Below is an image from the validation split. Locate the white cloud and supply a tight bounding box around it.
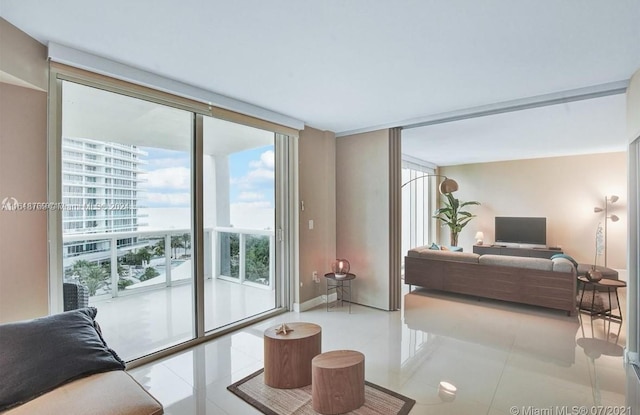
[238,191,264,202]
[249,150,274,170]
[246,168,274,182]
[231,150,275,190]
[145,192,190,206]
[143,167,190,190]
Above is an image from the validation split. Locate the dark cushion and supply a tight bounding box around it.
[0,307,125,411]
[551,254,578,269]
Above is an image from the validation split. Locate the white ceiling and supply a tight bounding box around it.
[1,0,639,165]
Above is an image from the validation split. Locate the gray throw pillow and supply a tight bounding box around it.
[0,307,125,411]
[550,253,578,269]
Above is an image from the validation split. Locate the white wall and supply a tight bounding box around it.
[336,129,392,310]
[440,152,628,269]
[0,82,48,322]
[0,20,48,323]
[297,127,336,306]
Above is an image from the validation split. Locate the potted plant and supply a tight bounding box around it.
[433,193,480,247]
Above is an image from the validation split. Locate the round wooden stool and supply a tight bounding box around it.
[263,322,322,389]
[312,350,365,414]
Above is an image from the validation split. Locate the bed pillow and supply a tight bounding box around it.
[550,253,578,269]
[0,307,125,411]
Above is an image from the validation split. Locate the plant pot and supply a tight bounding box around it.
[585,267,603,282]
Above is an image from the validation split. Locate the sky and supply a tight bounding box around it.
[139,145,275,229]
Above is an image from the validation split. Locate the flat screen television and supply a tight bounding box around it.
[495,217,546,246]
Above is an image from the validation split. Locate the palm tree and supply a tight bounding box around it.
[153,239,165,257]
[80,264,108,296]
[137,246,152,265]
[171,236,185,258]
[182,233,191,256]
[433,193,480,247]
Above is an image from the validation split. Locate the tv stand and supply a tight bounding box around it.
[473,245,562,259]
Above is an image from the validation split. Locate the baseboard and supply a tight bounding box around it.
[293,293,337,312]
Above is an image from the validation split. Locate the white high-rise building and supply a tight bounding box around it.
[62,137,147,258]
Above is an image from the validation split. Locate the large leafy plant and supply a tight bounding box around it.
[433,192,480,247]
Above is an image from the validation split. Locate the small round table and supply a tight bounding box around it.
[324,273,356,313]
[577,276,626,321]
[312,350,365,414]
[263,322,322,388]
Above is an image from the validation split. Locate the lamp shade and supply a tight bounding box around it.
[438,178,459,194]
[331,259,350,277]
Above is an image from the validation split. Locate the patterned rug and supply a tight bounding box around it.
[227,369,415,415]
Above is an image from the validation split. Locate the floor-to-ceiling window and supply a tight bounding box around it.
[59,80,195,360]
[49,66,293,362]
[401,161,435,265]
[202,116,278,332]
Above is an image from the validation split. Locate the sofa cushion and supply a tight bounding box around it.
[550,254,578,270]
[479,254,553,271]
[551,257,575,273]
[407,248,480,264]
[0,307,126,411]
[4,371,163,415]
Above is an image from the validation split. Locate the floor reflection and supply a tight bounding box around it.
[129,285,628,414]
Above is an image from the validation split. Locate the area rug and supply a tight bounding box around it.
[227,369,415,415]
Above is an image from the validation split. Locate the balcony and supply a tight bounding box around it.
[63,227,276,361]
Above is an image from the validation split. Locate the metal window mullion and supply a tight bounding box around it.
[48,75,64,314]
[193,114,205,339]
[239,233,246,284]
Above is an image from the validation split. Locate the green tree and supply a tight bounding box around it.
[66,260,92,280]
[246,236,269,284]
[139,267,160,281]
[80,264,108,296]
[118,278,134,290]
[182,233,191,256]
[171,236,185,258]
[153,239,165,257]
[137,247,152,264]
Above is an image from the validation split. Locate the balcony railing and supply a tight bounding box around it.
[62,226,275,300]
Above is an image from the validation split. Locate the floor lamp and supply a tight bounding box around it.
[594,195,619,267]
[400,174,458,193]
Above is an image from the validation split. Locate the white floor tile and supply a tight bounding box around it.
[130,285,629,415]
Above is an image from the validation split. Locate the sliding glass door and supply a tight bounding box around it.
[60,80,195,360]
[52,73,291,362]
[202,116,278,332]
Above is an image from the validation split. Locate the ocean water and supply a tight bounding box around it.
[140,205,274,231]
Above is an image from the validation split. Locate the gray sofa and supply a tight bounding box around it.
[405,247,577,315]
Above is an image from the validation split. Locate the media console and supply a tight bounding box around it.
[473,245,563,259]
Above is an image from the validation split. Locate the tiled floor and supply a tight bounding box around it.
[129,285,629,414]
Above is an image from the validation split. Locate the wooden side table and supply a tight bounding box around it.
[324,273,356,313]
[263,322,322,388]
[578,276,627,321]
[312,350,365,414]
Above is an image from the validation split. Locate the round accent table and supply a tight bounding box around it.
[263,322,322,389]
[324,272,356,313]
[312,350,365,414]
[577,276,627,321]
